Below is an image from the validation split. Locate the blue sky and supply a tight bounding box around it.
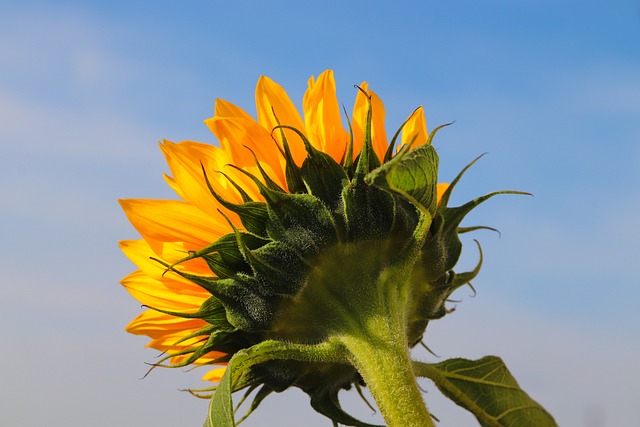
[1,1,639,426]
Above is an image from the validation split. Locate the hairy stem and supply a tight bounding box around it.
[339,320,434,427]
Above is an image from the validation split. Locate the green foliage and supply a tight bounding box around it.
[204,340,347,427]
[366,144,439,218]
[414,357,557,426]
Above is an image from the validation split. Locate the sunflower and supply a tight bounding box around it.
[119,70,556,427]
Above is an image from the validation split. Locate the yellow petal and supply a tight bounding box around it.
[352,82,388,161]
[255,76,307,166]
[204,116,286,187]
[436,183,450,205]
[201,367,227,382]
[170,353,226,365]
[161,140,243,213]
[401,106,428,147]
[121,270,207,311]
[214,98,253,120]
[119,239,213,282]
[119,198,227,249]
[163,173,187,201]
[302,70,349,162]
[126,310,207,339]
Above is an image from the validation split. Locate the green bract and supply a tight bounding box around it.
[148,96,555,427]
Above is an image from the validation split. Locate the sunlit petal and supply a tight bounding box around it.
[302,70,349,162]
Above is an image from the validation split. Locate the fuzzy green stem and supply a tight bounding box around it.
[339,323,434,427]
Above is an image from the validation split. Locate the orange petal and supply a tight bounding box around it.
[119,239,213,282]
[436,183,450,205]
[121,270,208,311]
[161,140,243,212]
[401,106,428,147]
[255,76,307,166]
[201,367,227,382]
[126,310,207,339]
[214,98,253,120]
[352,82,388,161]
[119,198,226,249]
[302,70,349,162]
[204,116,286,187]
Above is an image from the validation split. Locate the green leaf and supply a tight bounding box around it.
[204,340,347,427]
[365,144,439,217]
[414,357,557,427]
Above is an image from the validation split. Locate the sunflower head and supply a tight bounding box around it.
[119,71,524,426]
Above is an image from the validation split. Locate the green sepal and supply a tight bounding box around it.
[201,165,269,236]
[437,153,485,209]
[212,274,281,331]
[203,252,248,280]
[366,144,439,218]
[223,212,309,296]
[149,323,230,369]
[224,201,270,238]
[409,239,479,344]
[342,106,356,176]
[426,121,454,146]
[206,231,269,277]
[166,231,270,279]
[156,328,233,370]
[235,385,274,425]
[141,295,231,326]
[271,124,306,194]
[275,124,349,211]
[389,194,420,242]
[301,151,348,212]
[447,240,483,292]
[353,88,381,181]
[241,145,286,193]
[382,106,422,163]
[264,192,340,256]
[204,340,346,427]
[243,241,310,295]
[341,182,395,241]
[420,189,526,285]
[216,170,254,203]
[442,190,531,235]
[268,112,305,193]
[310,390,384,427]
[150,257,220,295]
[413,357,558,427]
[224,166,341,255]
[458,225,500,235]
